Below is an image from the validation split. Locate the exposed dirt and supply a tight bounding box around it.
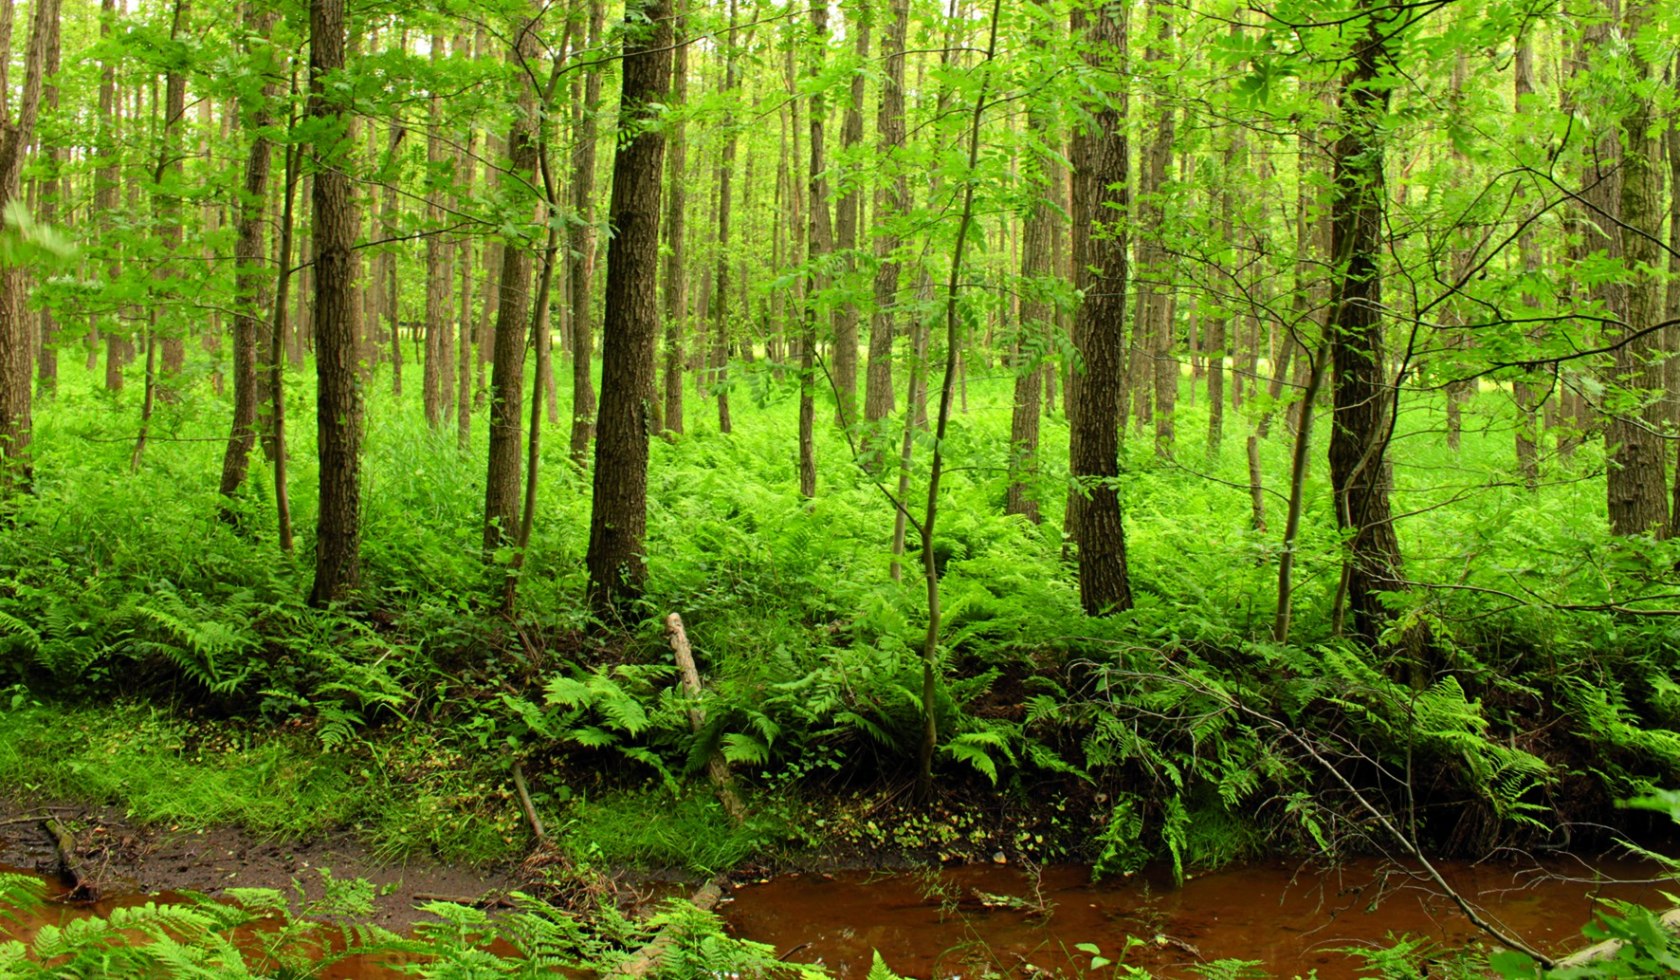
[0,798,522,931]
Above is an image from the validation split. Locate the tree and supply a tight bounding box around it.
[660,8,689,436]
[0,0,62,494]
[1067,0,1133,616]
[585,0,673,615]
[308,0,363,605]
[483,5,543,553]
[864,0,909,448]
[217,6,279,509]
[1325,1,1408,647]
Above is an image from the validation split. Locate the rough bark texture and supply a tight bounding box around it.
[864,0,908,439]
[831,9,868,429]
[1006,55,1056,524]
[0,0,59,493]
[483,9,543,552]
[800,3,833,499]
[1068,0,1133,615]
[568,0,604,464]
[585,0,672,614]
[422,34,452,430]
[307,0,362,605]
[1135,0,1175,455]
[661,13,688,435]
[711,0,741,436]
[1605,0,1670,536]
[1326,8,1407,645]
[217,8,277,503]
[1513,37,1541,489]
[156,0,188,392]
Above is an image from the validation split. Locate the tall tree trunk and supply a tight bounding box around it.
[1606,0,1670,536]
[711,0,742,435]
[585,0,673,615]
[864,0,909,446]
[0,0,59,492]
[1005,35,1056,525]
[1068,0,1133,615]
[422,34,452,431]
[567,0,604,464]
[1513,36,1542,489]
[661,11,688,435]
[800,2,834,499]
[156,0,188,395]
[1135,0,1175,456]
[217,7,278,507]
[308,0,362,605]
[831,7,868,429]
[33,18,60,399]
[483,8,542,552]
[1326,6,1411,648]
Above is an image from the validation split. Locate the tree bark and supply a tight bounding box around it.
[0,0,59,493]
[217,7,278,507]
[585,0,673,615]
[567,0,604,465]
[422,34,453,431]
[483,7,543,553]
[800,2,834,499]
[1068,0,1133,615]
[831,7,868,429]
[864,0,909,446]
[711,0,742,436]
[308,0,362,605]
[661,11,688,436]
[1605,0,1669,536]
[1325,5,1410,648]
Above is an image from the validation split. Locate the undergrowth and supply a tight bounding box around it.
[0,359,1677,874]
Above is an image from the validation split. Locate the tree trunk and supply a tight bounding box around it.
[567,0,604,465]
[831,7,869,429]
[0,0,59,492]
[1606,0,1670,536]
[1326,6,1410,648]
[585,0,673,615]
[864,0,909,445]
[308,0,362,606]
[1068,0,1133,615]
[1005,47,1056,525]
[1135,0,1175,456]
[800,2,834,499]
[483,8,543,552]
[155,0,188,396]
[422,34,452,431]
[217,7,278,507]
[661,11,688,436]
[711,0,742,436]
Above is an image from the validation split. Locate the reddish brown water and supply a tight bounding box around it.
[721,857,1670,978]
[6,857,1670,977]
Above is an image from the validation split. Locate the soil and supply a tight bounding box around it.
[0,797,523,931]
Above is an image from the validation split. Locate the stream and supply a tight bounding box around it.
[3,855,1670,977]
[719,856,1669,978]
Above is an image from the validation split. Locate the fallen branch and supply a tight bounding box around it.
[1554,907,1680,969]
[610,875,727,978]
[1223,701,1556,968]
[511,762,547,845]
[40,818,98,903]
[666,613,746,825]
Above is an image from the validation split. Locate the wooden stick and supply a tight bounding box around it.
[666,613,747,824]
[1555,907,1680,968]
[41,819,98,903]
[511,761,547,845]
[612,875,727,978]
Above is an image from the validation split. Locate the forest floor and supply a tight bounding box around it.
[0,797,522,931]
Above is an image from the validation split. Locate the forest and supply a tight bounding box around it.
[0,0,1678,974]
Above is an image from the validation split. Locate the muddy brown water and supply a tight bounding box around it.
[720,857,1671,978]
[3,856,1671,977]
